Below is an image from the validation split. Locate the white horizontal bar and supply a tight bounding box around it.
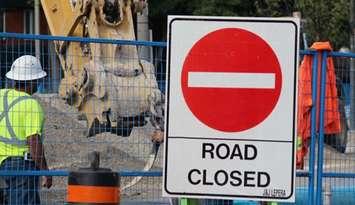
[188,72,275,89]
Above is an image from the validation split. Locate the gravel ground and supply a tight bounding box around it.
[30,93,355,205]
[35,94,166,204]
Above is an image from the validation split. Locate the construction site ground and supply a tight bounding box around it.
[36,94,168,204]
[34,94,355,204]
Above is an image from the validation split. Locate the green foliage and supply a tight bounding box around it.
[296,0,350,49]
[149,0,195,40]
[192,0,255,16]
[148,0,350,49]
[148,0,255,40]
[254,0,295,16]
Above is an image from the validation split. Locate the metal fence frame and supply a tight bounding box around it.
[0,33,354,205]
[314,50,355,205]
[298,49,318,205]
[0,32,165,180]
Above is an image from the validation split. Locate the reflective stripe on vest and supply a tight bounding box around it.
[0,90,33,146]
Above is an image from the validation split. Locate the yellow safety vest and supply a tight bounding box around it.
[0,89,44,164]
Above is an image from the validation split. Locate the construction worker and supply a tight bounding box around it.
[0,55,52,204]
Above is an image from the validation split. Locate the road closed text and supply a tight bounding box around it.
[187,142,271,188]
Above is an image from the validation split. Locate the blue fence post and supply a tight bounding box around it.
[308,51,319,205]
[315,51,328,205]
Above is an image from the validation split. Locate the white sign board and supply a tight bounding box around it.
[163,16,299,202]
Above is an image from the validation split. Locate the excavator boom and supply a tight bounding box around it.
[40,0,164,136]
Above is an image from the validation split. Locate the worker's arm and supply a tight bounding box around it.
[27,134,52,188]
[24,99,52,188]
[27,134,48,170]
[151,130,164,144]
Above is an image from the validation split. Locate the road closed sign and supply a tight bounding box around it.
[163,16,299,202]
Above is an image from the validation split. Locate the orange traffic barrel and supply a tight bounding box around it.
[67,168,120,204]
[67,152,120,204]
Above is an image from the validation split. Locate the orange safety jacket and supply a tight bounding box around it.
[297,42,341,169]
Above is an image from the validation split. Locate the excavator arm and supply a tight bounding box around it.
[40,0,164,137]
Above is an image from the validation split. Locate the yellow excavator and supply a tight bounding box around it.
[40,0,164,137]
[40,0,164,191]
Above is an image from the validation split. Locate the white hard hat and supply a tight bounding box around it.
[6,55,47,81]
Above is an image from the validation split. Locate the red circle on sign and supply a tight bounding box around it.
[181,28,282,132]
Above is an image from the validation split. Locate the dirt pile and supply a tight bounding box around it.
[35,94,164,204]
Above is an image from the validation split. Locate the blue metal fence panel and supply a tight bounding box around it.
[0,33,354,205]
[318,51,355,205]
[0,32,168,204]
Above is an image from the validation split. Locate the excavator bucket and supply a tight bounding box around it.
[40,0,164,136]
